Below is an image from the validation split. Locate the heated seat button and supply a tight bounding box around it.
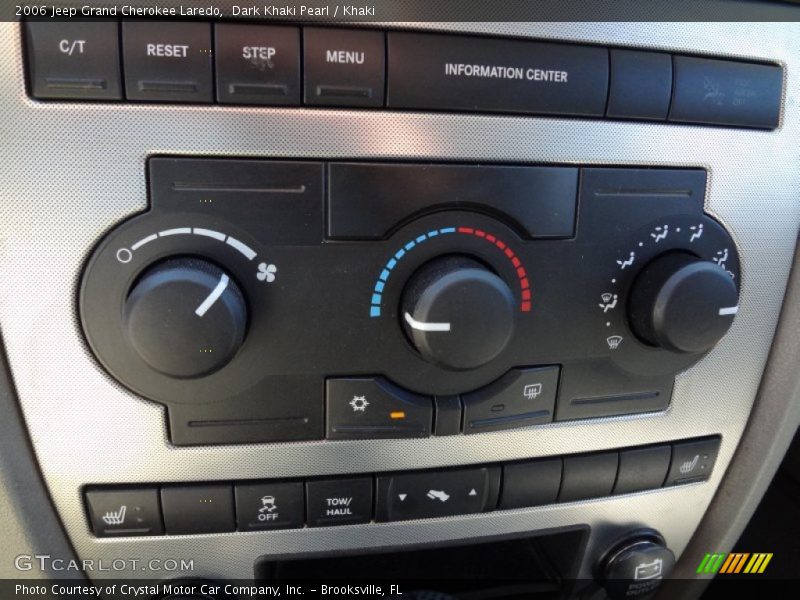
[607,50,672,120]
[234,482,304,531]
[306,477,373,527]
[664,437,721,486]
[25,21,122,100]
[462,366,559,434]
[85,488,163,537]
[613,445,671,494]
[375,467,500,522]
[560,452,619,502]
[122,21,213,102]
[161,484,235,534]
[303,28,385,107]
[215,24,300,105]
[326,377,433,440]
[669,56,782,129]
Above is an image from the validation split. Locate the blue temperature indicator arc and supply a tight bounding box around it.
[369,228,456,317]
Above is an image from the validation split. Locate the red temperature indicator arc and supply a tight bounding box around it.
[369,226,532,318]
[456,227,532,313]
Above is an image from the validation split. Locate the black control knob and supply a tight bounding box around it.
[123,258,247,378]
[401,256,516,370]
[598,530,675,599]
[628,252,738,354]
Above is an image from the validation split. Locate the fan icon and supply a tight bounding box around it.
[257,262,277,282]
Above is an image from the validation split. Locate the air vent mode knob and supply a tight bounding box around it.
[401,255,516,370]
[123,257,247,378]
[628,252,739,354]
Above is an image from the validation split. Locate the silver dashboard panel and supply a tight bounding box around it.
[1,20,799,581]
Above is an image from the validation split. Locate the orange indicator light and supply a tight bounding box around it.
[390,411,406,420]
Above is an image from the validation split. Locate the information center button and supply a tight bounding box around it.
[387,32,608,116]
[303,28,385,107]
[306,478,373,527]
[215,24,301,105]
[26,21,122,100]
[123,21,213,103]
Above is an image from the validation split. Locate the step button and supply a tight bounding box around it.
[122,21,213,102]
[25,21,122,100]
[303,28,385,107]
[215,24,300,105]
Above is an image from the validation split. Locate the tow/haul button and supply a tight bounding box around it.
[306,478,373,527]
[122,21,213,102]
[25,21,122,100]
[303,27,385,107]
[326,377,433,440]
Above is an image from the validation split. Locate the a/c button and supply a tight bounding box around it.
[326,377,433,440]
[463,366,559,433]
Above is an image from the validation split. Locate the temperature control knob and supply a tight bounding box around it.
[123,258,247,378]
[401,256,516,370]
[628,252,738,354]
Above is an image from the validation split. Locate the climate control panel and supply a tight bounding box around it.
[79,159,740,445]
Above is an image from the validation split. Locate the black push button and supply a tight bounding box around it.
[327,163,578,240]
[607,50,672,120]
[161,484,235,534]
[500,458,562,509]
[26,21,122,100]
[387,32,608,116]
[306,478,373,527]
[122,22,213,102]
[669,56,782,129]
[215,24,300,105]
[326,377,433,440]
[613,445,671,495]
[376,467,500,522]
[665,437,720,486]
[462,366,559,434]
[304,28,385,107]
[235,482,304,531]
[560,453,619,502]
[85,488,162,537]
[434,395,462,436]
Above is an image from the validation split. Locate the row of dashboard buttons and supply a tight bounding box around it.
[84,437,720,536]
[326,367,560,439]
[26,21,782,128]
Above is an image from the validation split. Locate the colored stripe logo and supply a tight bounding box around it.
[697,552,773,574]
